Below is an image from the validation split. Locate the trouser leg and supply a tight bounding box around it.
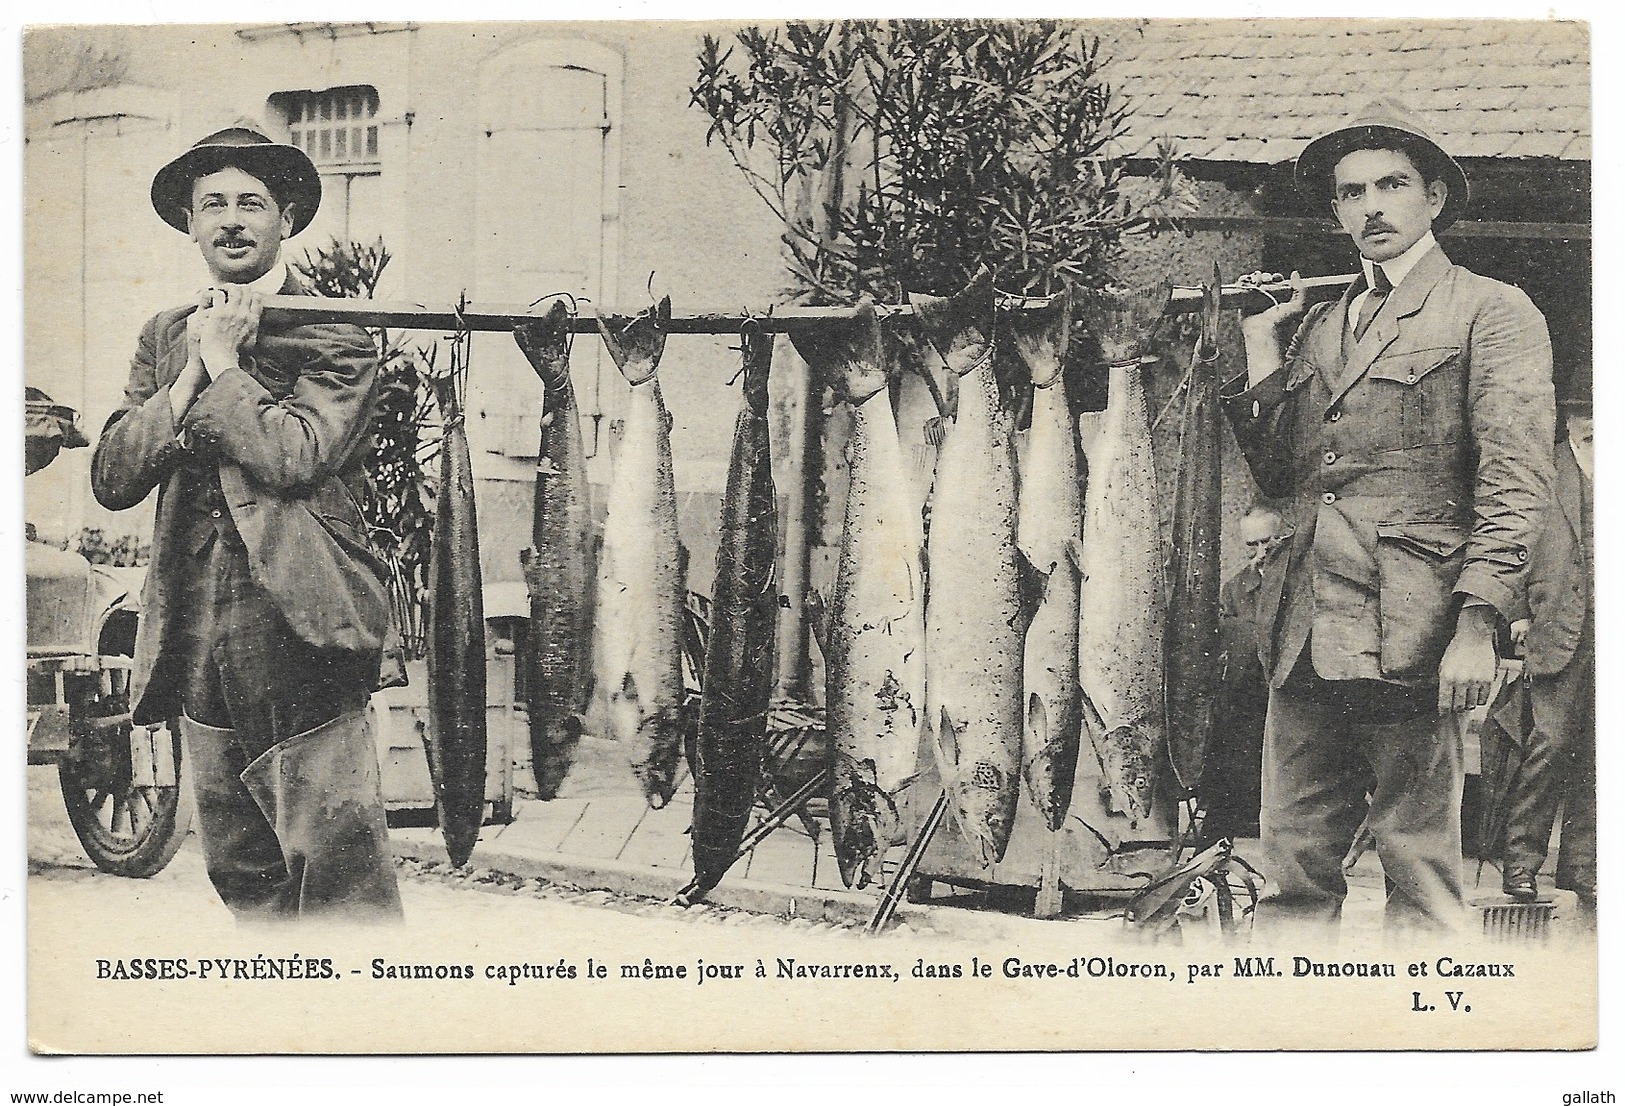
[240,709,404,922]
[178,714,287,917]
[1257,677,1367,933]
[182,532,400,923]
[1505,652,1592,880]
[1360,704,1465,933]
[1554,648,1596,902]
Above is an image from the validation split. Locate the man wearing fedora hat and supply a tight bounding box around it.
[1224,98,1555,933]
[1499,360,1594,916]
[91,124,402,923]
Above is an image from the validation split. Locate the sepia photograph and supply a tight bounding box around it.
[10,5,1607,1072]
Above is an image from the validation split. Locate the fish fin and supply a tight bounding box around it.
[1015,549,1047,634]
[595,297,670,385]
[1007,287,1073,386]
[1025,692,1048,758]
[1197,263,1224,363]
[1064,536,1086,572]
[908,268,996,377]
[512,299,574,386]
[1076,279,1172,364]
[922,415,947,448]
[519,548,544,599]
[1077,685,1112,772]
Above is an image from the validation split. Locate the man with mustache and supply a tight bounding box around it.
[1224,99,1554,934]
[91,125,402,923]
[1200,506,1283,845]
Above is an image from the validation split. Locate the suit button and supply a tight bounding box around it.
[1517,549,1529,562]
[1328,409,1341,422]
[1405,374,1417,384]
[1322,492,1336,504]
[1324,451,1337,464]
[210,509,222,519]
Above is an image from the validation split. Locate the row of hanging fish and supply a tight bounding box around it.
[512,297,785,899]
[792,269,1226,887]
[457,271,1225,892]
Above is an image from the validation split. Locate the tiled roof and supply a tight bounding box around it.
[1097,19,1590,164]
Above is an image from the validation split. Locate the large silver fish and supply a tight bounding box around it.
[690,327,779,896]
[596,298,685,808]
[514,301,596,800]
[1076,282,1171,826]
[795,303,926,889]
[1009,290,1084,832]
[1165,271,1224,794]
[425,371,487,867]
[915,271,1034,867]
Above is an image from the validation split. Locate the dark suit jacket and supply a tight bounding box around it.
[91,272,389,725]
[1519,441,1591,677]
[1221,244,1555,688]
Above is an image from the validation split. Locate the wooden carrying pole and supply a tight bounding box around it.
[259,274,1355,335]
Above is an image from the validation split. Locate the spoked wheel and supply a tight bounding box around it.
[59,719,193,878]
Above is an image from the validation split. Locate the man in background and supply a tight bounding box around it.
[1501,365,1594,916]
[1201,505,1283,843]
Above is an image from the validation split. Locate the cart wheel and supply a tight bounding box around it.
[59,723,194,878]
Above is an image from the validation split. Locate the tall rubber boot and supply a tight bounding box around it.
[178,715,287,919]
[240,708,404,923]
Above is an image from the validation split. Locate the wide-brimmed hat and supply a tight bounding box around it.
[1295,97,1469,229]
[150,125,321,236]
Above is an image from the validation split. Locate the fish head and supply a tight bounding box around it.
[950,758,1014,867]
[1101,725,1158,825]
[831,756,893,889]
[513,299,574,388]
[633,754,678,810]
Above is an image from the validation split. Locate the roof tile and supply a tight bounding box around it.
[1110,19,1589,163]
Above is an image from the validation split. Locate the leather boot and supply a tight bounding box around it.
[240,708,404,923]
[179,715,287,919]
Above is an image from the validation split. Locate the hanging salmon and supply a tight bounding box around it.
[426,359,487,868]
[689,325,779,897]
[1075,282,1172,827]
[596,298,686,808]
[795,302,925,890]
[1165,270,1225,795]
[513,300,595,800]
[1009,289,1084,831]
[914,270,1035,867]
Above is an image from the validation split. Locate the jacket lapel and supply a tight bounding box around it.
[1324,244,1454,412]
[1553,440,1584,543]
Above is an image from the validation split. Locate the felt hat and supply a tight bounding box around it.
[1557,360,1592,411]
[1295,97,1470,229]
[150,124,321,236]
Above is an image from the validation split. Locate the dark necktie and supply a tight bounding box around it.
[1354,265,1393,341]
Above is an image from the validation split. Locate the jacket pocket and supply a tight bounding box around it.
[1374,521,1469,681]
[1367,347,1463,449]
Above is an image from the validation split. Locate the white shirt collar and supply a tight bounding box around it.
[1360,230,1437,293]
[216,261,289,294]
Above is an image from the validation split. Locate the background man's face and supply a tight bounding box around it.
[1567,412,1593,460]
[1330,147,1447,264]
[187,166,293,284]
[1240,512,1283,567]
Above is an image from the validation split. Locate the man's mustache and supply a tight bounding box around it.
[214,234,255,248]
[1362,220,1397,236]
